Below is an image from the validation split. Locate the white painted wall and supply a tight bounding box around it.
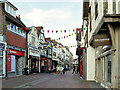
[87,46,95,81]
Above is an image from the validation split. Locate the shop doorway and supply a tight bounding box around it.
[16,56,23,75]
[31,58,39,73]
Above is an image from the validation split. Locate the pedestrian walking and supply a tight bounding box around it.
[56,65,60,74]
[72,65,75,74]
[60,66,64,75]
[63,66,65,74]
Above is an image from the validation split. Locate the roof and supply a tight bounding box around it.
[4,11,26,27]
[7,2,18,10]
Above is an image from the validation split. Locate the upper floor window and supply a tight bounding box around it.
[89,6,92,32]
[5,3,16,17]
[7,22,26,38]
[6,4,9,12]
[95,1,98,20]
[32,36,35,46]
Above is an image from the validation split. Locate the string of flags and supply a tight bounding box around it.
[2,23,87,33]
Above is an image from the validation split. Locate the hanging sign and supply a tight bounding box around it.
[93,34,112,47]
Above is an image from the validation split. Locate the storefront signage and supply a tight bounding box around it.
[93,34,111,47]
[9,49,25,56]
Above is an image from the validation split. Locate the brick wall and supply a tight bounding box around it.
[7,30,26,49]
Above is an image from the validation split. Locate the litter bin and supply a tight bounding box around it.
[24,67,29,75]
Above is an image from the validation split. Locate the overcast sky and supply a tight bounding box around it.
[9,0,83,59]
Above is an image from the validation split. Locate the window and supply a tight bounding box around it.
[6,4,9,12]
[16,26,18,33]
[103,0,108,14]
[89,7,92,32]
[0,50,3,74]
[7,23,10,30]
[32,37,35,46]
[18,27,21,34]
[107,55,111,83]
[11,24,13,31]
[95,0,98,20]
[10,7,12,14]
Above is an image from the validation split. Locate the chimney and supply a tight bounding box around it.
[18,14,21,20]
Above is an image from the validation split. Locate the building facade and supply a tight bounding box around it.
[0,1,28,77]
[27,26,40,74]
[82,0,120,89]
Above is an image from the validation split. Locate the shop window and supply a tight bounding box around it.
[0,50,3,74]
[102,57,105,81]
[107,55,111,83]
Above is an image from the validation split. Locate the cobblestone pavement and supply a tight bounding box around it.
[2,70,106,89]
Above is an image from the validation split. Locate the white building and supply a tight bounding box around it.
[82,0,120,89]
[27,26,40,73]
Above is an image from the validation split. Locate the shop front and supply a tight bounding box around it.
[8,48,26,77]
[93,34,113,88]
[40,57,52,73]
[52,58,58,71]
[28,48,40,73]
[0,42,7,78]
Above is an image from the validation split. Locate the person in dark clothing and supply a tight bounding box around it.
[72,65,75,74]
[63,66,66,74]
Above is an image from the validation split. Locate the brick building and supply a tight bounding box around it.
[0,1,28,77]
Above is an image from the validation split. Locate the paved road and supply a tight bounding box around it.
[2,70,105,89]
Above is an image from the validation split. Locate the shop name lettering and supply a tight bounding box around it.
[10,50,16,54]
[95,38,110,42]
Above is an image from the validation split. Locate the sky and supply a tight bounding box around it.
[9,0,83,59]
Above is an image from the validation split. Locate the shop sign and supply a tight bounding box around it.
[93,34,111,47]
[9,49,25,56]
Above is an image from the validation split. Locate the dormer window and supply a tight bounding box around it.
[5,2,17,17]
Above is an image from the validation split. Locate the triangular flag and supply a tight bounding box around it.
[47,30,49,33]
[25,28,27,31]
[64,30,66,33]
[21,28,23,30]
[60,30,62,33]
[11,26,13,28]
[73,29,75,32]
[52,30,54,33]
